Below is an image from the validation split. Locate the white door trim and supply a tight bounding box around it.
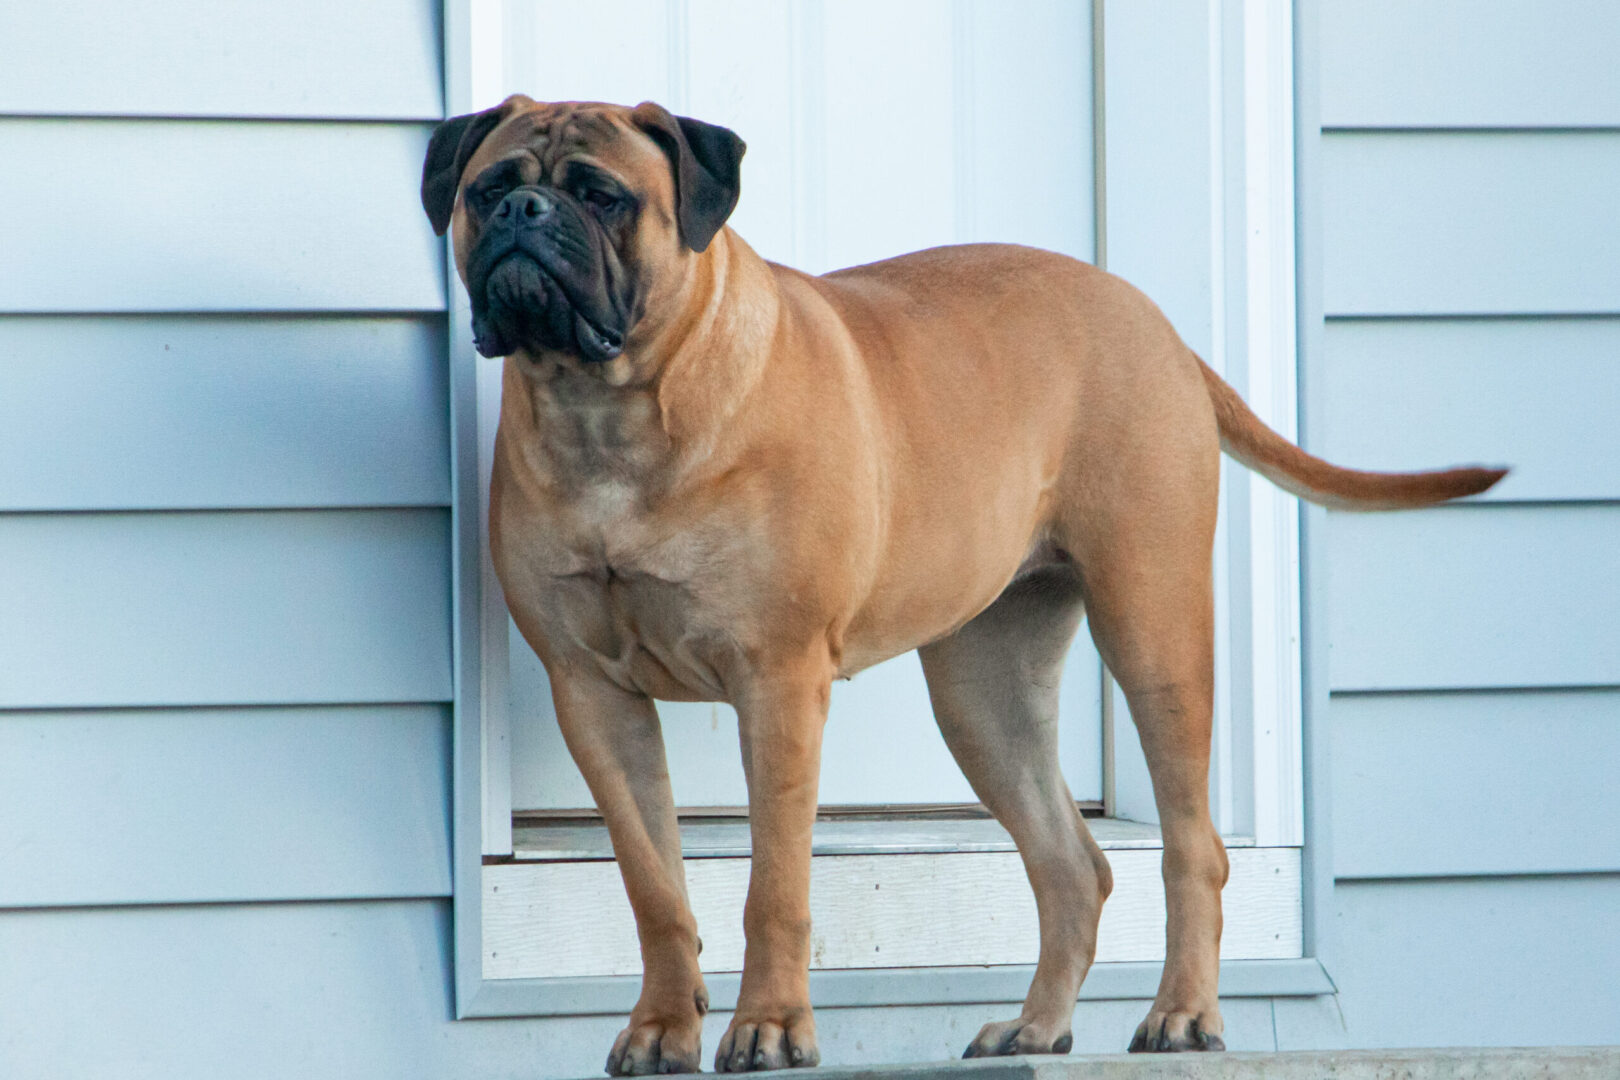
[1097,0,1303,848]
[1240,0,1304,848]
[447,0,1313,1012]
[469,0,1303,852]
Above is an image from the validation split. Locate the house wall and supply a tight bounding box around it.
[1300,0,1620,1048]
[3,3,1617,1078]
[0,5,1176,1078]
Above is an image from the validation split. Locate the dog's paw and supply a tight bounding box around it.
[1128,1008,1225,1053]
[605,1016,704,1076]
[962,1016,1074,1058]
[714,1010,819,1072]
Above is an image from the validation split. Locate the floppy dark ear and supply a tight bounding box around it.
[421,105,507,235]
[631,102,746,253]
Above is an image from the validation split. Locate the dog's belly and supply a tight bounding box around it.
[834,536,1070,678]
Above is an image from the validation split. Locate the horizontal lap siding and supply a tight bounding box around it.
[1320,0,1620,128]
[1320,318,1620,502]
[0,0,443,119]
[1322,132,1620,316]
[1310,0,1620,1048]
[0,706,451,907]
[1325,505,1620,692]
[0,316,449,510]
[0,509,452,708]
[1327,877,1620,1048]
[0,119,443,312]
[1331,690,1620,878]
[0,0,453,926]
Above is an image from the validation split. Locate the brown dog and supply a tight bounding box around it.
[422,97,1505,1072]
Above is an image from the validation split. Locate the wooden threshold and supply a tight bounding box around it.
[513,800,1105,825]
[505,813,1254,864]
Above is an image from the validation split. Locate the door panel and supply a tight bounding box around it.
[495,0,1102,810]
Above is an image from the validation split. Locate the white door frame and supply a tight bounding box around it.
[448,0,1320,1017]
[471,0,1303,855]
[1097,0,1302,849]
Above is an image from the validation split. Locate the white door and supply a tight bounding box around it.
[479,0,1104,813]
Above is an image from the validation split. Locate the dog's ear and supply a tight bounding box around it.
[631,102,746,253]
[421,103,509,236]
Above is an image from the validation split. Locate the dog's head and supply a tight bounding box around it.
[421,96,745,367]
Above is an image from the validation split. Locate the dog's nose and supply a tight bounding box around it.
[495,189,554,224]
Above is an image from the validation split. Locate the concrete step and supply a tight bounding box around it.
[790,1046,1620,1080]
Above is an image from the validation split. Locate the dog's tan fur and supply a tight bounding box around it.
[433,98,1505,1072]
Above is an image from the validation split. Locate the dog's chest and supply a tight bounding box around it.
[494,460,757,702]
[493,371,777,699]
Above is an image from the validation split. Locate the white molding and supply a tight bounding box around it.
[468,0,513,857]
[476,356,512,857]
[1089,0,1302,848]
[1208,0,1237,838]
[1242,0,1304,848]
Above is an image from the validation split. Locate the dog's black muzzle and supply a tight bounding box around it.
[466,187,628,363]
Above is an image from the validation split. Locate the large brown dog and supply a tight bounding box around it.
[422,97,1505,1072]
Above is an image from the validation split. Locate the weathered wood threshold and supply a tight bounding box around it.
[499,813,1216,865]
[480,815,1294,979]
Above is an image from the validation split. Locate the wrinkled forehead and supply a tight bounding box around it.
[462,102,667,186]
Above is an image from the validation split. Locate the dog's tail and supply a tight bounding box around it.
[1197,356,1508,510]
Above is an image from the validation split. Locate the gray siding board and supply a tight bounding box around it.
[0,705,450,907]
[1322,132,1620,316]
[0,316,450,511]
[0,900,581,1080]
[1331,690,1620,878]
[0,1,442,120]
[0,119,444,313]
[0,509,453,708]
[1326,505,1620,691]
[1326,876,1620,1048]
[1309,1,1620,1054]
[1320,0,1620,128]
[1320,317,1620,503]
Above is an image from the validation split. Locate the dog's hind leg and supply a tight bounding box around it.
[918,566,1114,1057]
[1068,484,1230,1053]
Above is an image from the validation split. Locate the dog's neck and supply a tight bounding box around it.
[650,227,779,453]
[503,228,780,493]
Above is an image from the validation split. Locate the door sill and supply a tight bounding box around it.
[507,814,1257,863]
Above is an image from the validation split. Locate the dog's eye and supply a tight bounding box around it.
[468,184,508,215]
[582,188,623,216]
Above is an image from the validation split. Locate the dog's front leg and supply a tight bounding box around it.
[550,672,707,1076]
[715,663,831,1072]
